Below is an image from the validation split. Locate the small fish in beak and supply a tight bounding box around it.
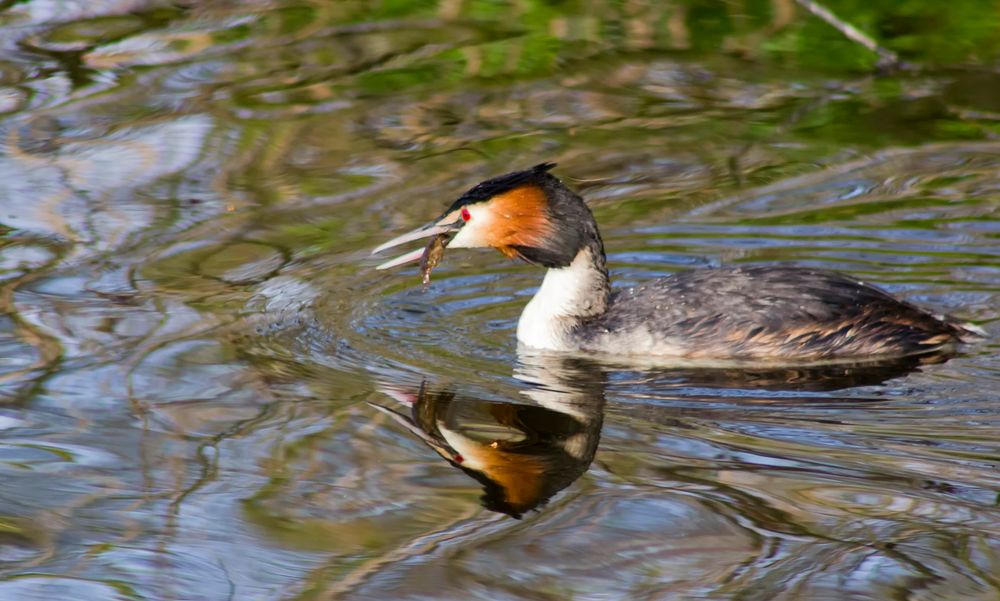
[371,216,461,287]
[420,234,450,290]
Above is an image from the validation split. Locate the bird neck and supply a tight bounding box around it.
[516,236,610,351]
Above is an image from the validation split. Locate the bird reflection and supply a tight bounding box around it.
[372,356,605,518]
[617,351,951,392]
[372,351,947,517]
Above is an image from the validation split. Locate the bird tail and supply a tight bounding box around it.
[941,316,987,342]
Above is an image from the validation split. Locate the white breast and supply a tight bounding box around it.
[516,248,605,351]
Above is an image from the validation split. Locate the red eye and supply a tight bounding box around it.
[460,207,471,222]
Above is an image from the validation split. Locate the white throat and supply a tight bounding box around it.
[516,248,609,351]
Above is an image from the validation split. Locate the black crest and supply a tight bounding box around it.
[445,163,557,213]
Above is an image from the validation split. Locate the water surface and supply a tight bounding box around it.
[1,1,1000,600]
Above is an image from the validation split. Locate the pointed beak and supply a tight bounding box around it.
[367,401,457,458]
[371,219,461,270]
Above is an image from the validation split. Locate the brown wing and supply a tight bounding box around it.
[597,265,973,361]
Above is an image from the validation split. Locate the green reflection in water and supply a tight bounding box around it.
[0,0,999,600]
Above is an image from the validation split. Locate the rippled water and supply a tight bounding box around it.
[2,1,1000,600]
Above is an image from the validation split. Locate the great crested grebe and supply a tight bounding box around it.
[372,163,982,363]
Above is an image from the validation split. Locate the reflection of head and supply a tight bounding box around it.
[440,401,602,518]
[373,357,605,518]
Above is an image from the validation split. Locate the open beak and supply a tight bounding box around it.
[369,381,463,463]
[371,218,461,270]
[366,402,459,459]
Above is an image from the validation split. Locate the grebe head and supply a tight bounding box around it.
[372,163,599,270]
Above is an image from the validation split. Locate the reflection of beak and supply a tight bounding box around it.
[366,401,462,461]
[371,219,462,270]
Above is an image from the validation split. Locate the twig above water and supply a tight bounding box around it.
[794,0,900,70]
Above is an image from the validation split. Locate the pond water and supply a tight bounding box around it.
[1,1,1000,600]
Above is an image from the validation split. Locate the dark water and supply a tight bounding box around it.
[2,1,1000,599]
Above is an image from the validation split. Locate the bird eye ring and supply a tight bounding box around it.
[460,207,471,222]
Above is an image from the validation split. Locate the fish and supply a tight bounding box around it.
[420,233,450,290]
